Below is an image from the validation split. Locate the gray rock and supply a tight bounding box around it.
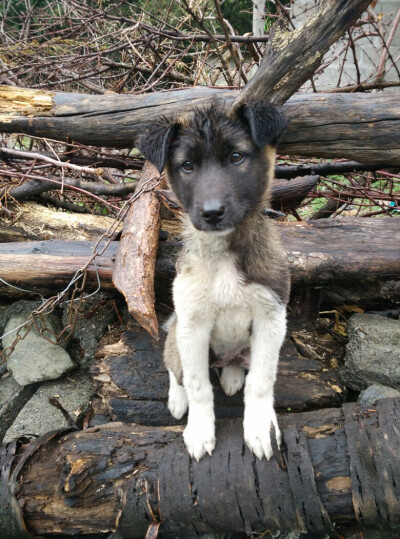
[3,372,95,443]
[3,308,75,386]
[340,314,400,390]
[358,383,400,405]
[0,373,39,441]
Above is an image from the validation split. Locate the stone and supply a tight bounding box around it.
[3,372,95,443]
[358,383,400,405]
[340,314,400,390]
[3,306,75,386]
[0,373,39,441]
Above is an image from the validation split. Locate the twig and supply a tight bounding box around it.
[212,0,247,85]
[0,171,137,207]
[1,147,104,177]
[376,8,400,80]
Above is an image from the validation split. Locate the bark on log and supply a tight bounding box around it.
[1,398,400,536]
[0,218,399,298]
[1,86,399,165]
[112,162,163,340]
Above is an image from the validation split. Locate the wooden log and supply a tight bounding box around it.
[281,218,400,287]
[2,399,400,536]
[1,86,399,165]
[112,162,163,340]
[0,218,398,298]
[0,201,122,242]
[89,318,344,428]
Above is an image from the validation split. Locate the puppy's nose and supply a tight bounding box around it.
[201,203,226,225]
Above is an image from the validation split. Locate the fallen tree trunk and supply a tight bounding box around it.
[0,218,398,298]
[1,398,399,536]
[1,86,399,165]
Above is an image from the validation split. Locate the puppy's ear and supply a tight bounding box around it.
[136,122,179,173]
[236,102,287,148]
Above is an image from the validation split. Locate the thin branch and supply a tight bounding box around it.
[0,171,137,204]
[376,8,400,80]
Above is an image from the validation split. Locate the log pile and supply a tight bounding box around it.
[1,0,400,536]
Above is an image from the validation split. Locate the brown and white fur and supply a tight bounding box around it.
[137,101,290,461]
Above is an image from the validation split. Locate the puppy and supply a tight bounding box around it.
[137,100,290,461]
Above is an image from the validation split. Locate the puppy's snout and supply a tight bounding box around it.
[201,203,226,225]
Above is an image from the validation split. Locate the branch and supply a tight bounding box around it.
[0,147,104,177]
[0,174,137,202]
[274,161,389,179]
[234,0,372,106]
[112,163,164,340]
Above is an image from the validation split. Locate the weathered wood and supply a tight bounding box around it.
[0,218,398,298]
[234,0,372,106]
[112,163,163,340]
[1,86,399,165]
[0,242,115,299]
[0,201,122,242]
[2,399,400,536]
[281,218,400,287]
[89,319,344,427]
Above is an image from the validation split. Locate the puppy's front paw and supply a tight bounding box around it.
[244,400,281,460]
[168,383,188,419]
[183,411,216,461]
[220,366,245,396]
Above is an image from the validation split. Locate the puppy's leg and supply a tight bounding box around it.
[244,304,286,460]
[176,316,215,461]
[168,369,188,419]
[220,365,245,396]
[164,315,188,420]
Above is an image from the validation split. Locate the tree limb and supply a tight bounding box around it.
[234,0,373,106]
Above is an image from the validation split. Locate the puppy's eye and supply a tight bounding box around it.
[230,151,245,165]
[181,161,194,173]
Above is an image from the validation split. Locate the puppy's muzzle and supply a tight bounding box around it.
[201,201,226,225]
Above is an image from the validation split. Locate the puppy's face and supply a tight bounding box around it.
[137,101,287,232]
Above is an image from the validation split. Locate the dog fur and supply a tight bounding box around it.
[137,100,290,461]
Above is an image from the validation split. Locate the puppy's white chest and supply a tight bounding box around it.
[210,255,244,307]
